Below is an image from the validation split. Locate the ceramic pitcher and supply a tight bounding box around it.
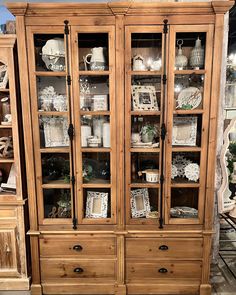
[85,47,106,71]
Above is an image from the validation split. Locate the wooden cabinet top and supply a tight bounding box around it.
[7,1,234,17]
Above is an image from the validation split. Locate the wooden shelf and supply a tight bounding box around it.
[35,71,66,76]
[130,148,160,153]
[42,183,71,189]
[173,110,203,115]
[79,71,110,76]
[0,88,10,92]
[40,148,69,153]
[130,183,160,188]
[0,125,12,129]
[0,158,14,163]
[131,111,161,116]
[172,146,201,152]
[38,111,68,116]
[82,183,111,188]
[129,70,162,75]
[171,183,200,188]
[174,69,206,75]
[80,111,110,116]
[81,148,111,152]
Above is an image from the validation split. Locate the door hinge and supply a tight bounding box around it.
[160,174,165,183]
[71,175,75,185]
[162,74,167,85]
[161,123,167,141]
[68,123,74,140]
[73,218,77,230]
[163,19,168,34]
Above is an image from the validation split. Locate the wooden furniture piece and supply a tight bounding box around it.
[8,1,233,294]
[0,35,29,290]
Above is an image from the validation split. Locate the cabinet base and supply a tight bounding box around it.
[0,277,30,290]
[31,284,42,295]
[200,284,212,295]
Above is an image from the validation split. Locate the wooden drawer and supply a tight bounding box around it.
[0,207,17,220]
[126,238,203,258]
[40,235,116,257]
[126,260,202,282]
[40,259,116,281]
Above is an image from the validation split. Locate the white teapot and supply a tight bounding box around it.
[133,55,146,71]
[85,47,106,71]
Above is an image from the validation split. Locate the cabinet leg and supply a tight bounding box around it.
[31,284,42,295]
[114,284,126,295]
[200,284,211,295]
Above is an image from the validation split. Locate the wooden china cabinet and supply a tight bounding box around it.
[8,1,233,295]
[0,35,29,290]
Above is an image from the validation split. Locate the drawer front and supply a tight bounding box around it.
[0,207,17,220]
[40,235,116,257]
[126,261,202,281]
[40,259,116,281]
[126,238,203,258]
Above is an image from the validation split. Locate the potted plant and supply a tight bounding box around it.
[140,124,158,143]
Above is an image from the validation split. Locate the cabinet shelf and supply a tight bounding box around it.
[130,183,160,188]
[0,158,14,163]
[0,88,10,92]
[42,183,71,189]
[80,111,110,116]
[130,148,160,153]
[174,70,206,75]
[131,111,161,116]
[81,148,111,152]
[171,183,200,188]
[79,70,110,76]
[35,71,66,77]
[0,125,12,129]
[130,70,162,76]
[172,146,201,152]
[173,110,203,115]
[40,148,69,153]
[82,183,111,188]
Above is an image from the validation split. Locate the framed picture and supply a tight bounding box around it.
[41,116,69,147]
[92,95,108,111]
[131,85,158,111]
[130,188,150,218]
[172,116,197,146]
[85,191,108,218]
[0,65,9,89]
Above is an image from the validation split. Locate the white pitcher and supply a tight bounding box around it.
[85,47,106,71]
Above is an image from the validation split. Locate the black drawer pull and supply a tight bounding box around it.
[159,245,168,251]
[158,268,168,273]
[74,267,84,273]
[73,245,83,252]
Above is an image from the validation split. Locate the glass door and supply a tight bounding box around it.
[26,26,72,225]
[166,25,214,224]
[125,26,163,225]
[71,26,116,224]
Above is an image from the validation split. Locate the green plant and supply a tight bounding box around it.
[140,125,158,136]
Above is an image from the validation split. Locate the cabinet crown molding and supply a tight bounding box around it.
[7,1,234,17]
[0,35,16,48]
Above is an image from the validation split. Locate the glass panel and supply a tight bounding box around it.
[130,188,158,219]
[131,116,160,148]
[78,33,109,71]
[172,115,202,147]
[37,76,67,112]
[172,152,200,184]
[170,188,199,219]
[131,33,162,71]
[174,74,204,110]
[39,116,69,148]
[0,163,16,195]
[83,188,110,218]
[80,115,110,148]
[175,32,206,70]
[131,152,159,184]
[82,152,110,184]
[34,34,65,72]
[131,75,161,112]
[44,188,71,218]
[41,153,70,184]
[0,94,11,125]
[79,76,109,111]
